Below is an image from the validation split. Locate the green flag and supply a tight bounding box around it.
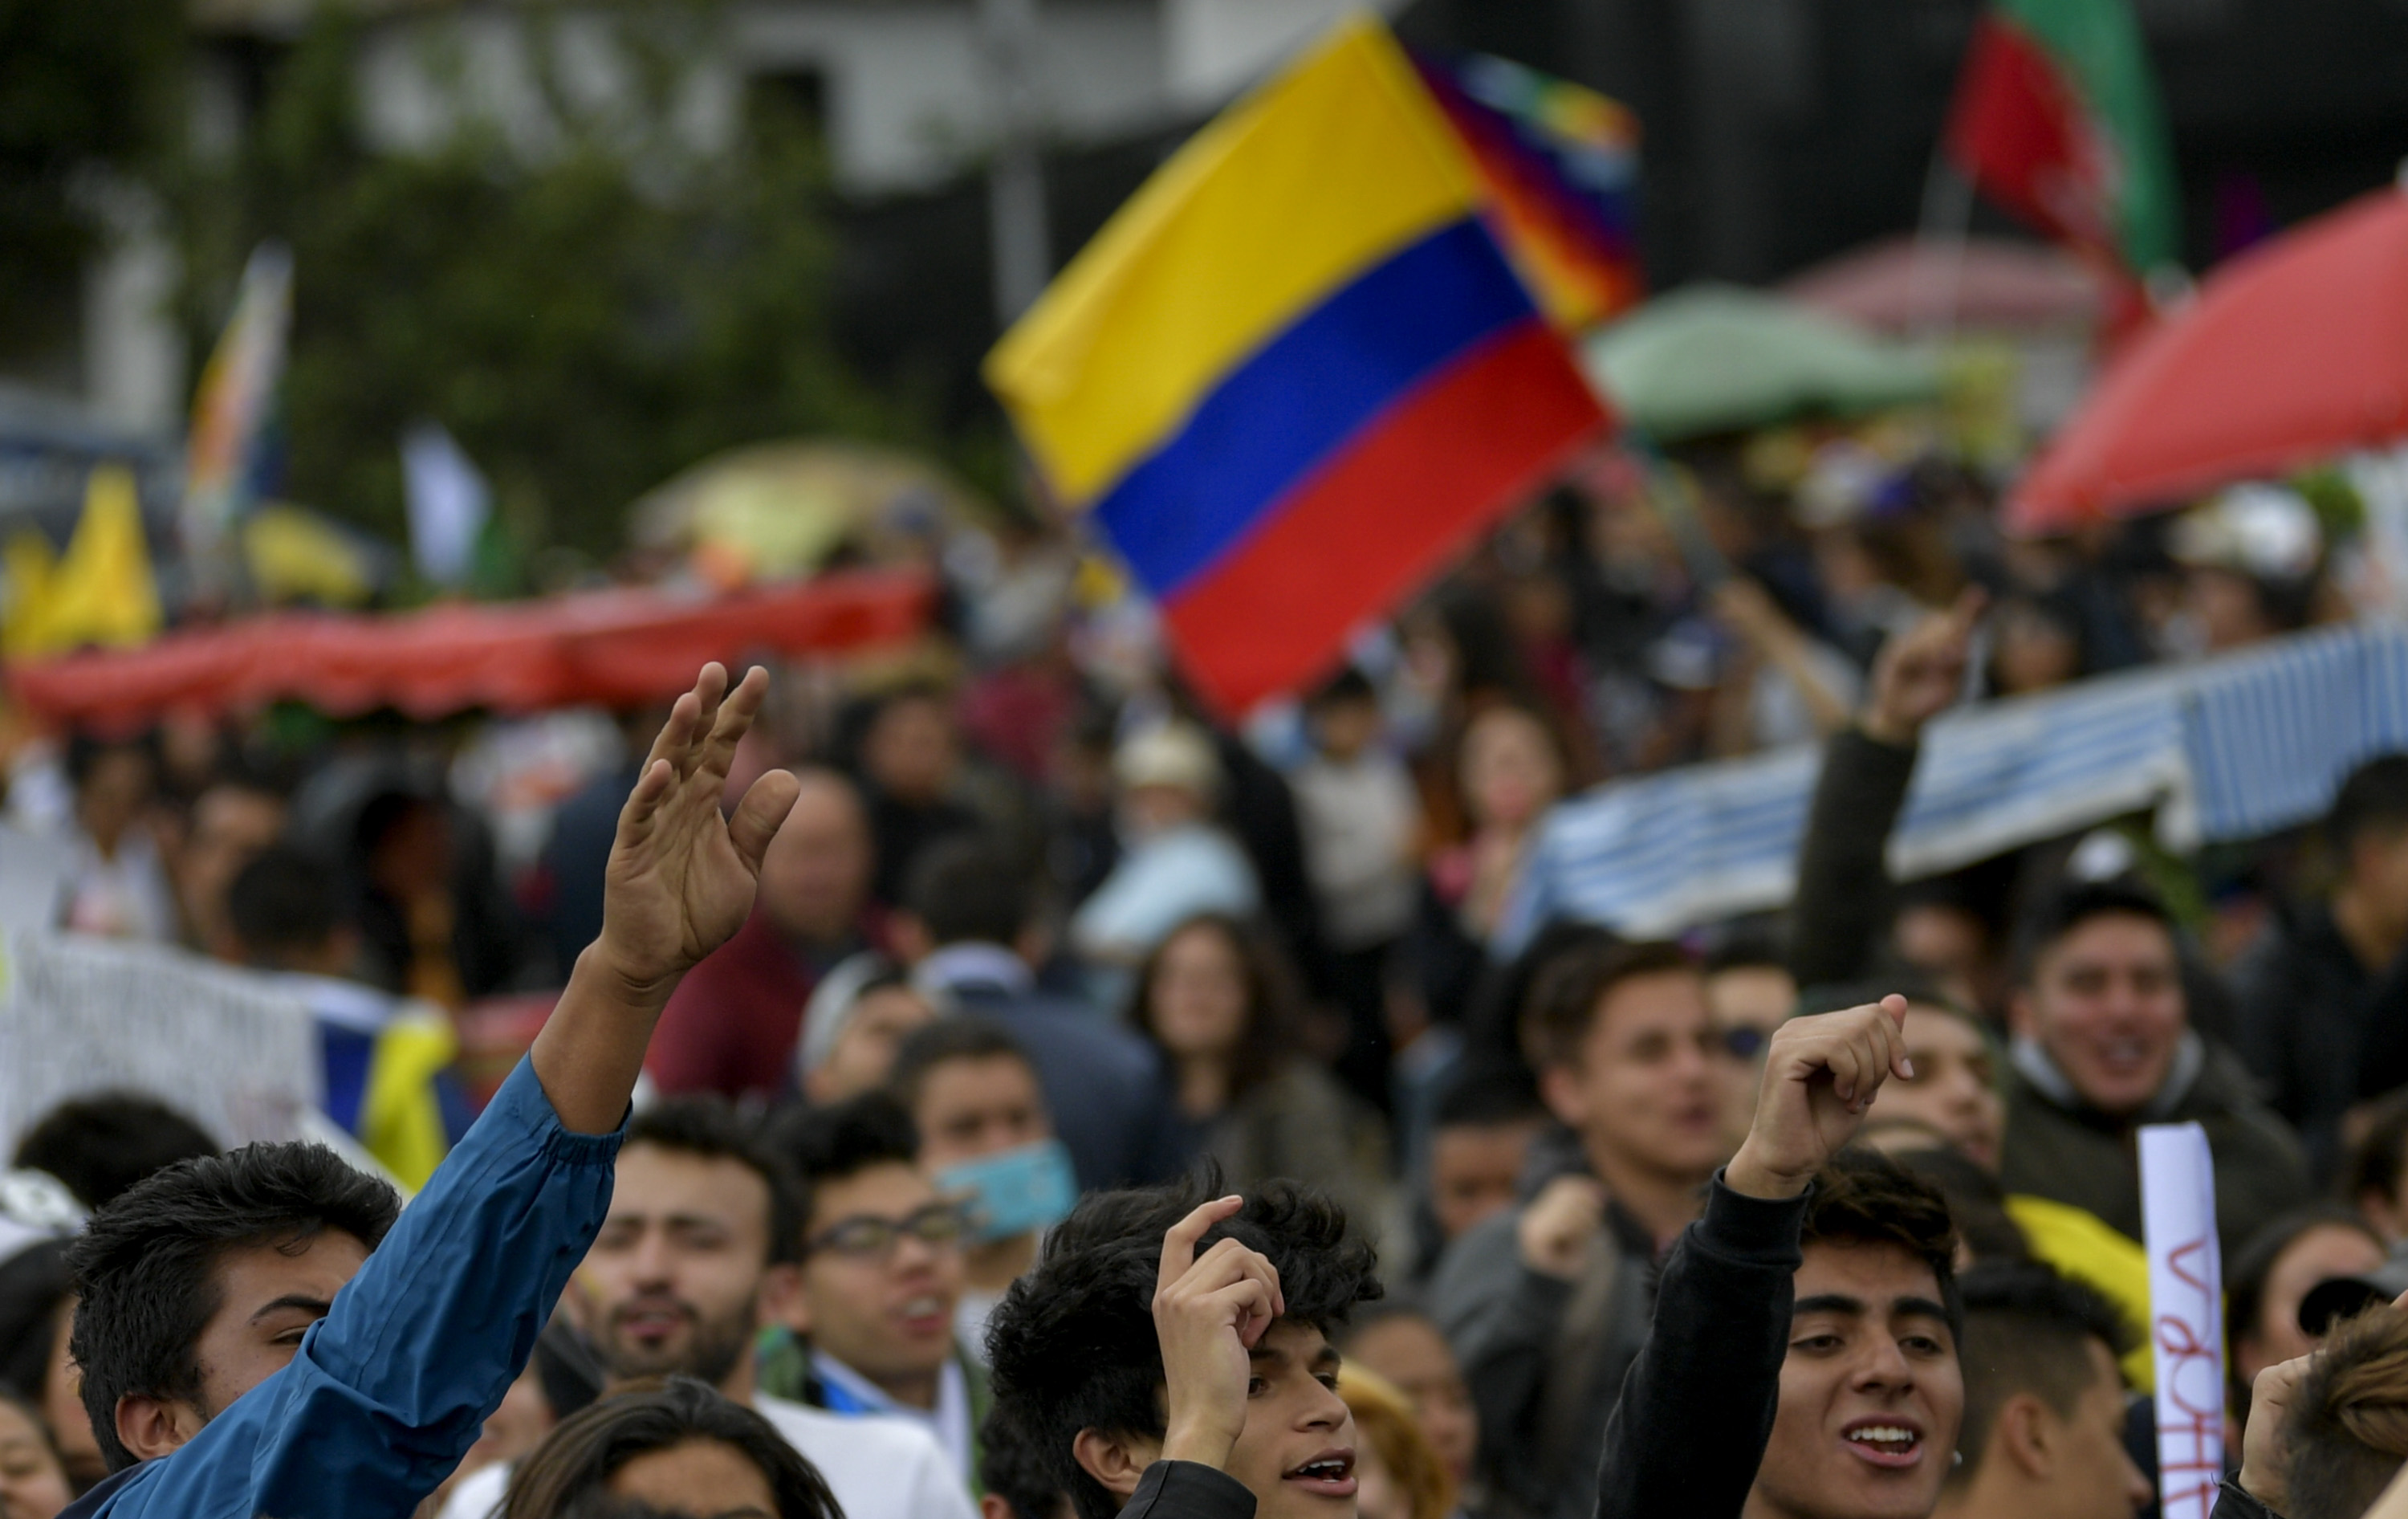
[1944,0,2180,275]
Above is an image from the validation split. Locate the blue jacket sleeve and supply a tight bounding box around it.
[79,1056,622,1519]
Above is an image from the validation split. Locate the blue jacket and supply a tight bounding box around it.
[63,1057,624,1518]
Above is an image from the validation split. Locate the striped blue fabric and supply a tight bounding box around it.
[1500,622,2408,948]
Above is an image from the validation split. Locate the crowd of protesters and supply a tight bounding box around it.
[2,444,2408,1519]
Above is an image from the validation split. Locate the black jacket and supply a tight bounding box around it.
[1593,1175,1812,1518]
[1116,1462,1255,1519]
[2231,897,2408,1180]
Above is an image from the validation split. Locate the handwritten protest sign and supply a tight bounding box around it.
[2142,1121,2223,1519]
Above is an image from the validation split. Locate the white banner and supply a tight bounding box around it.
[0,931,320,1157]
[2141,1122,2223,1519]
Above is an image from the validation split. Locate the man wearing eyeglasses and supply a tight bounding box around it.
[766,1092,994,1483]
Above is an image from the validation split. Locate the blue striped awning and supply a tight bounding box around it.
[1500,621,2408,947]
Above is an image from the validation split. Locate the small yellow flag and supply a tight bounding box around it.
[3,465,163,657]
[1,530,59,654]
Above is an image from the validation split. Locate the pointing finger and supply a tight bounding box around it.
[1158,1196,1243,1298]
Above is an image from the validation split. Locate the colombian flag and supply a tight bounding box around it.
[986,17,1609,716]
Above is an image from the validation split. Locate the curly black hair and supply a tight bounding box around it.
[984,1171,1382,1519]
[67,1141,399,1472]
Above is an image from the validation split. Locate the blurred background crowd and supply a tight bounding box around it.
[10,0,2408,1516]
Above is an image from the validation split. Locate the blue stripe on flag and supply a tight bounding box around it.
[1093,218,1537,599]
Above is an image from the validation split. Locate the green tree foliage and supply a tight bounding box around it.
[177,4,911,570]
[0,0,184,366]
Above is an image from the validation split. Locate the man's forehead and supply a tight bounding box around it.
[2044,913,2177,970]
[212,1231,369,1313]
[808,1160,933,1224]
[1250,1319,1337,1363]
[1796,1239,1944,1307]
[614,1145,768,1212]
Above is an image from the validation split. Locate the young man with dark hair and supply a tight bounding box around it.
[2243,752,2408,1175]
[436,1096,966,1519]
[2000,878,2306,1256]
[983,1173,1381,1519]
[763,1092,992,1479]
[11,1096,219,1212]
[889,1017,1072,1359]
[1591,995,1963,1518]
[67,1144,401,1473]
[57,662,802,1518]
[1430,938,1729,1519]
[1932,1263,2149,1519]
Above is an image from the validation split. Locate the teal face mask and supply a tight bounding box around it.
[934,1139,1080,1244]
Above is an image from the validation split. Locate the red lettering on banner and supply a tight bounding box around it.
[2154,1235,2222,1519]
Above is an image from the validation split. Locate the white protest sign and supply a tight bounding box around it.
[0,930,321,1157]
[2141,1121,2223,1519]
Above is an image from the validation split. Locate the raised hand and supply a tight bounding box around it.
[2239,1354,2312,1512]
[1861,588,1984,746]
[535,663,800,1134]
[1518,1175,1608,1280]
[594,663,801,999]
[1153,1196,1285,1472]
[1726,996,1911,1200]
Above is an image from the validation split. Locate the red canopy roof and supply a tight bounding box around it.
[2008,185,2408,534]
[7,568,931,731]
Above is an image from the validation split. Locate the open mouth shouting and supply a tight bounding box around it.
[1840,1416,1924,1469]
[1282,1448,1358,1498]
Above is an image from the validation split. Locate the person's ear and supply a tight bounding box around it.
[891,915,934,966]
[1994,1394,2055,1481]
[979,1497,1017,1519]
[116,1393,204,1463]
[756,1263,803,1329]
[1537,1061,1589,1130]
[1072,1427,1158,1505]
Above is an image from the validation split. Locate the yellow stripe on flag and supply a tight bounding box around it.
[985,14,1484,509]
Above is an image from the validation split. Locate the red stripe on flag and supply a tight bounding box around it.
[1160,320,1606,715]
[1944,14,2113,260]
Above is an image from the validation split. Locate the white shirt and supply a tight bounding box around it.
[813,1350,977,1479]
[437,1392,974,1519]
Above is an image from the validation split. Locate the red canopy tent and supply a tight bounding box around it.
[2008,184,2408,535]
[6,568,932,731]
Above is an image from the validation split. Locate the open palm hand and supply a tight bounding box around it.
[596,664,800,997]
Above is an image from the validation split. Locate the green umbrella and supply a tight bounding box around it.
[1581,283,1942,441]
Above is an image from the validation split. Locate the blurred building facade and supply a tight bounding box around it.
[16,0,2408,473]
